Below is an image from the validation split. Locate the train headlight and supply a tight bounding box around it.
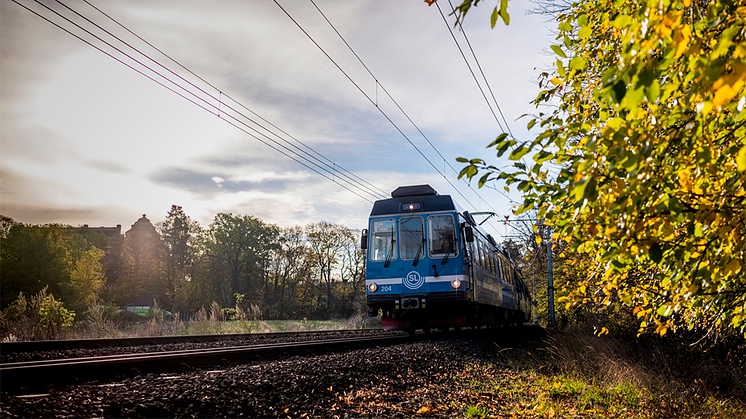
[451,279,461,289]
[368,283,378,293]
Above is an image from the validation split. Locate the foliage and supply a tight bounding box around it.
[0,222,106,311]
[205,213,280,307]
[157,205,201,311]
[0,209,367,334]
[0,287,75,341]
[65,247,105,313]
[455,0,746,339]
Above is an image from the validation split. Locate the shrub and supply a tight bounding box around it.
[0,287,75,341]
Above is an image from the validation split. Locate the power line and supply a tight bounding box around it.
[272,0,482,210]
[304,0,521,232]
[79,0,388,200]
[445,0,515,140]
[277,0,518,238]
[16,0,387,203]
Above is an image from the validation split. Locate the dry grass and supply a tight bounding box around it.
[541,327,746,417]
[448,326,745,418]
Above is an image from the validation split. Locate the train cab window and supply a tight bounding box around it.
[428,215,458,257]
[370,218,397,262]
[399,217,424,260]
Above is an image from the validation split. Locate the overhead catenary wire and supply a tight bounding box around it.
[13,0,383,204]
[15,0,388,203]
[16,0,530,236]
[272,0,495,221]
[445,0,515,140]
[276,0,516,236]
[78,0,387,199]
[74,0,388,201]
[303,0,520,232]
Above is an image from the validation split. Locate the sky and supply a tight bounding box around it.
[0,0,555,239]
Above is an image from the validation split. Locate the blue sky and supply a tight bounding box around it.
[0,0,554,239]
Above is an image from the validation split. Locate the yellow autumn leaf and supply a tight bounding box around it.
[678,169,693,192]
[724,258,742,276]
[673,24,691,59]
[713,84,739,108]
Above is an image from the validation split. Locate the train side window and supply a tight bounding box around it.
[399,217,424,260]
[369,218,397,262]
[477,240,485,268]
[428,215,458,258]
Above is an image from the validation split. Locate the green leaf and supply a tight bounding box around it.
[572,177,588,200]
[569,56,586,70]
[558,22,573,32]
[737,145,746,172]
[527,119,536,130]
[487,132,510,148]
[490,6,498,28]
[625,86,645,110]
[557,59,566,77]
[551,45,568,59]
[456,157,469,163]
[533,150,554,163]
[498,0,510,25]
[577,26,592,38]
[657,303,673,317]
[611,80,627,103]
[645,80,660,103]
[509,145,531,161]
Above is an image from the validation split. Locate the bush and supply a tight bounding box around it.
[0,287,75,341]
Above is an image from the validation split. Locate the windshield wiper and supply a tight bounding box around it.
[441,239,455,265]
[384,236,395,268]
[412,239,425,266]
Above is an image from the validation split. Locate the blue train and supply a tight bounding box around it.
[362,185,532,332]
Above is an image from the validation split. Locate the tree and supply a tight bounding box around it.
[268,226,314,318]
[65,247,105,313]
[306,222,354,316]
[453,0,746,339]
[157,205,201,311]
[205,213,280,307]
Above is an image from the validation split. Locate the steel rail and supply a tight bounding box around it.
[1,334,423,393]
[0,328,378,355]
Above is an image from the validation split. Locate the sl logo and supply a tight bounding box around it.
[403,271,424,290]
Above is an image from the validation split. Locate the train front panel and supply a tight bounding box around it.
[363,186,471,330]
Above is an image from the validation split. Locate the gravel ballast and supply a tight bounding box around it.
[1,337,506,418]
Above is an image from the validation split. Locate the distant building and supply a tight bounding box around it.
[76,224,122,237]
[125,214,159,238]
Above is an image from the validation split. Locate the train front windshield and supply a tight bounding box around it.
[370,219,396,261]
[369,214,458,263]
[399,217,424,259]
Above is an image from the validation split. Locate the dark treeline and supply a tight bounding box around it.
[0,206,365,321]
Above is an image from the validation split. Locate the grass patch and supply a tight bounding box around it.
[449,328,745,418]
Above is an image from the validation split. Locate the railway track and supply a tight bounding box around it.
[1,332,429,393]
[0,328,378,355]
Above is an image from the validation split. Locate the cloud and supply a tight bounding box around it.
[85,159,131,174]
